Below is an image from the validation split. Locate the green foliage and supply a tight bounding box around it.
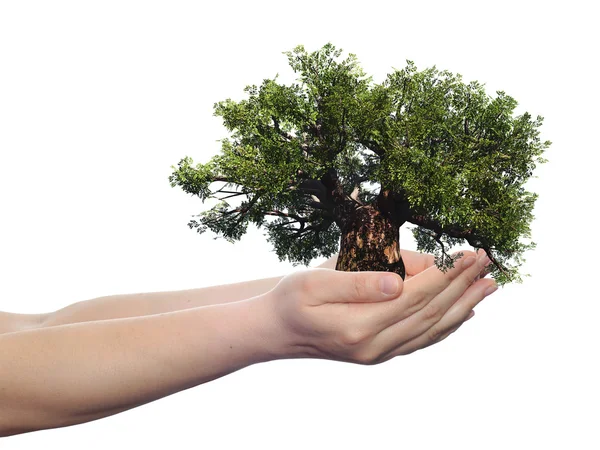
[170,44,549,284]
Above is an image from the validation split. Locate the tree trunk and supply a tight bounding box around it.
[335,204,406,279]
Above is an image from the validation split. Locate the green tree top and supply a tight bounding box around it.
[170,44,549,285]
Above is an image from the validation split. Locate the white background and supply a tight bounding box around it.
[1,1,598,448]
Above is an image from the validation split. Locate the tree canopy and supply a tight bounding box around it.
[170,44,549,285]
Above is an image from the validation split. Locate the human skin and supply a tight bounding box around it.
[0,250,446,332]
[0,250,495,436]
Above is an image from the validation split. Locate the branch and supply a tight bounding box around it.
[409,213,509,276]
[298,178,327,202]
[432,232,449,261]
[215,190,243,195]
[307,199,330,211]
[348,175,369,205]
[483,249,510,279]
[218,192,246,201]
[220,194,262,219]
[359,139,385,157]
[242,194,261,212]
[410,214,473,240]
[269,219,302,229]
[221,208,243,217]
[346,187,363,206]
[321,168,345,201]
[293,218,333,236]
[263,210,306,224]
[213,177,234,183]
[272,115,294,141]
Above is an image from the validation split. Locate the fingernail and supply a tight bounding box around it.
[462,256,476,269]
[466,310,475,321]
[380,276,399,295]
[484,284,498,297]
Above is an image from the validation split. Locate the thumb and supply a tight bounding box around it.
[329,270,403,303]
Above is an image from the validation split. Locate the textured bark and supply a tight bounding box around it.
[335,205,406,279]
[318,168,408,278]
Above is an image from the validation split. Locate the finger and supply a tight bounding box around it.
[400,249,435,278]
[380,279,495,358]
[366,255,490,353]
[306,268,403,305]
[474,264,492,281]
[401,252,490,337]
[403,319,465,356]
[373,319,469,364]
[414,320,465,352]
[412,251,491,328]
[433,279,496,329]
[366,249,480,330]
[404,249,483,299]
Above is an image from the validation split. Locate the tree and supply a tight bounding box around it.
[169,44,549,285]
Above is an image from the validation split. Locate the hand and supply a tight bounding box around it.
[267,250,496,365]
[317,249,490,280]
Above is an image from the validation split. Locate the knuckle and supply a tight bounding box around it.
[292,271,322,300]
[341,325,370,346]
[300,273,319,296]
[352,276,369,300]
[422,301,443,322]
[450,251,478,278]
[353,348,381,366]
[437,331,451,343]
[402,347,418,356]
[427,325,445,342]
[438,325,460,343]
[404,292,427,316]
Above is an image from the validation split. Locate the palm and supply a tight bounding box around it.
[317,249,433,278]
[318,249,489,281]
[400,249,491,280]
[400,250,435,280]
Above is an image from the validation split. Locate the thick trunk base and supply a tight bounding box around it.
[335,205,405,279]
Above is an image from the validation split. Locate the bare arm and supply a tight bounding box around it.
[0,295,282,437]
[40,275,285,327]
[0,312,45,335]
[8,251,438,331]
[38,256,338,328]
[0,250,492,437]
[3,250,436,332]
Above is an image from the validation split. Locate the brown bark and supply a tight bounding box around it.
[335,204,406,279]
[318,169,408,278]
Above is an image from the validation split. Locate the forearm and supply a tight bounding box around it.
[41,275,284,327]
[41,255,338,328]
[0,295,282,437]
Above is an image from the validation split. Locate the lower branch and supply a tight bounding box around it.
[293,218,333,236]
[432,233,450,263]
[483,249,510,278]
[409,214,509,275]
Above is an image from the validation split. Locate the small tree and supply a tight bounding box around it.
[170,44,549,285]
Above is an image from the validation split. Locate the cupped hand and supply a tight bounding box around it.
[267,250,496,365]
[317,249,490,280]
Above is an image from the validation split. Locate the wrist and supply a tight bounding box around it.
[258,289,313,361]
[245,292,293,362]
[231,294,286,364]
